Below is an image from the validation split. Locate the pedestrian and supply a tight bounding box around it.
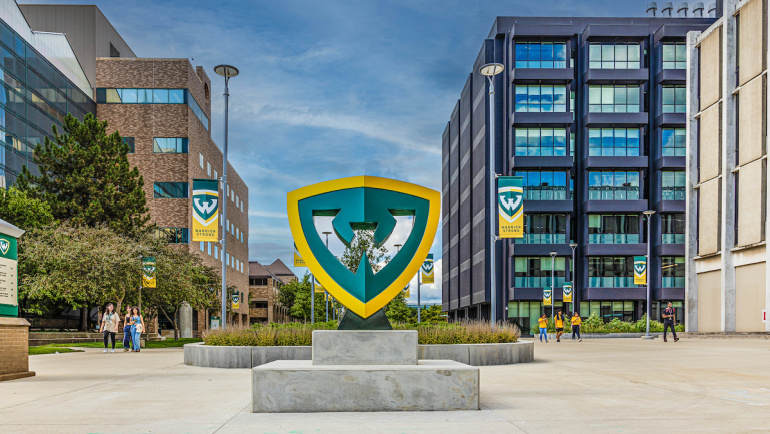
[99,303,119,353]
[571,312,582,342]
[130,306,145,352]
[555,310,565,342]
[537,314,548,343]
[122,306,133,352]
[662,301,679,342]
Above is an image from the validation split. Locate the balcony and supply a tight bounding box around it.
[657,69,686,84]
[588,276,637,288]
[513,276,567,288]
[582,286,647,301]
[514,234,568,244]
[654,113,686,128]
[584,156,648,169]
[511,156,574,169]
[584,68,649,84]
[662,277,685,287]
[654,156,686,170]
[583,112,648,126]
[511,68,574,83]
[511,111,574,126]
[588,234,640,244]
[662,234,685,244]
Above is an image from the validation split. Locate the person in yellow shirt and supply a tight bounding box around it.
[555,310,565,342]
[571,312,582,342]
[537,314,548,343]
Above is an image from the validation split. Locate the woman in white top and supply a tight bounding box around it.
[99,303,120,353]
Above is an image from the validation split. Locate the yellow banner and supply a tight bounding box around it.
[421,254,434,284]
[563,282,573,303]
[141,257,156,288]
[498,176,524,238]
[192,179,219,242]
[232,291,240,310]
[634,256,647,285]
[543,288,552,306]
[404,284,410,299]
[315,282,325,293]
[294,243,306,267]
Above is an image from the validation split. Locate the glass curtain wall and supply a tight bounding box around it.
[587,256,635,287]
[588,214,640,244]
[514,128,568,156]
[588,43,641,69]
[661,256,685,287]
[513,256,566,288]
[515,214,567,244]
[514,42,568,68]
[514,85,568,112]
[515,171,572,199]
[588,128,641,156]
[588,86,641,113]
[661,214,685,244]
[588,171,641,199]
[661,171,686,200]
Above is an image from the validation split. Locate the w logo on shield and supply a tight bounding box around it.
[193,194,218,226]
[498,192,522,223]
[0,239,9,255]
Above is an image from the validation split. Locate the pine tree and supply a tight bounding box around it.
[16,113,150,234]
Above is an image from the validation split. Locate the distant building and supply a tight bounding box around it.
[249,260,296,324]
[686,0,770,332]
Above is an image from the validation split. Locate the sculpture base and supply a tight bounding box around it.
[337,308,392,330]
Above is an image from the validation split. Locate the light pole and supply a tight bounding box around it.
[569,243,578,315]
[550,251,557,319]
[479,62,504,325]
[323,231,332,321]
[214,64,238,330]
[642,210,656,339]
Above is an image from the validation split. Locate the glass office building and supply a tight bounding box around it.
[441,15,716,331]
[0,2,95,187]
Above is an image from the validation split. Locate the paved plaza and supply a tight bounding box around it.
[1,338,769,433]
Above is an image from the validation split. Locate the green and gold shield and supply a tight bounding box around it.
[288,176,439,318]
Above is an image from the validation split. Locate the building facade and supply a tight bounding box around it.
[686,0,770,332]
[441,13,715,332]
[249,260,295,324]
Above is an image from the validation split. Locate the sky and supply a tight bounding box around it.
[20,0,648,304]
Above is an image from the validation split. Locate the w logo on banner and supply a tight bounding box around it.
[0,239,9,255]
[142,257,156,288]
[634,256,647,285]
[421,254,434,284]
[497,176,523,238]
[543,288,552,306]
[563,282,573,303]
[192,179,219,242]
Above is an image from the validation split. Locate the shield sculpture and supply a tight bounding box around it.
[287,176,440,319]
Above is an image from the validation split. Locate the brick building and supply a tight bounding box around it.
[249,260,295,324]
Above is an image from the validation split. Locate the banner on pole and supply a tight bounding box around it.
[192,179,219,242]
[142,257,156,288]
[563,282,573,303]
[294,243,306,267]
[315,280,325,293]
[634,256,647,285]
[404,283,410,299]
[543,288,552,306]
[421,254,434,284]
[232,291,240,310]
[498,176,524,239]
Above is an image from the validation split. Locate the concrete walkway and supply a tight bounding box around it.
[1,338,769,433]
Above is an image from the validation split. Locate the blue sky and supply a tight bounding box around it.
[21,0,647,303]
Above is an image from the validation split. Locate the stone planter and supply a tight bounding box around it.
[185,340,535,369]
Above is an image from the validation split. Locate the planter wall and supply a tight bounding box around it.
[184,341,534,369]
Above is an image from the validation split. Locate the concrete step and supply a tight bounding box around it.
[679,332,770,339]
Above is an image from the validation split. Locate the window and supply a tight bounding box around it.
[200,241,204,251]
[199,152,204,168]
[153,138,188,153]
[588,171,640,200]
[250,277,268,286]
[589,43,641,69]
[662,214,685,244]
[207,162,211,176]
[154,227,189,244]
[240,232,244,242]
[236,195,240,207]
[588,86,640,113]
[122,137,135,153]
[153,182,189,198]
[515,214,567,244]
[240,202,243,212]
[250,301,268,309]
[214,170,218,180]
[513,256,566,288]
[580,301,637,322]
[514,42,567,68]
[186,90,209,131]
[661,128,686,156]
[588,214,640,244]
[207,242,212,255]
[662,43,687,69]
[514,128,568,156]
[214,245,218,259]
[587,257,635,287]
[514,85,568,112]
[98,88,185,104]
[588,128,641,156]
[662,86,686,113]
[514,171,572,200]
[661,171,686,200]
[661,256,685,287]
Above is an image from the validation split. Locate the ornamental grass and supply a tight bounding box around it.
[202,319,519,346]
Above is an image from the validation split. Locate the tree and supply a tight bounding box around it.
[16,113,150,235]
[278,273,326,321]
[384,291,414,323]
[420,305,447,323]
[340,230,389,274]
[0,187,54,231]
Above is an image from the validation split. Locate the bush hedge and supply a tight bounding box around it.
[202,320,519,346]
[529,313,685,335]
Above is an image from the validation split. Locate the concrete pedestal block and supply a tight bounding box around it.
[179,303,193,339]
[312,330,417,365]
[0,318,35,382]
[252,360,479,412]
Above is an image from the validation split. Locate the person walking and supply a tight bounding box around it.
[555,310,565,342]
[571,312,582,342]
[129,307,145,352]
[99,303,120,353]
[662,301,679,342]
[537,314,548,343]
[122,306,133,352]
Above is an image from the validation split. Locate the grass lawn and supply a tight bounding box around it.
[29,346,82,355]
[42,338,202,350]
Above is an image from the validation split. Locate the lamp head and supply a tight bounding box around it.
[479,63,504,77]
[643,210,656,216]
[550,251,557,257]
[214,64,239,78]
[569,243,578,248]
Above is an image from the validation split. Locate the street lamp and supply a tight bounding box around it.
[214,64,239,330]
[550,251,557,319]
[479,62,504,326]
[323,231,332,321]
[642,210,656,340]
[569,243,578,315]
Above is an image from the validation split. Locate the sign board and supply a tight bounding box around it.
[142,257,156,288]
[543,288,552,306]
[0,234,18,311]
[210,316,220,330]
[497,176,524,238]
[192,178,219,242]
[421,254,434,284]
[563,282,573,303]
[634,256,647,285]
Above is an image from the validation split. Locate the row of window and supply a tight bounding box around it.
[512,171,573,200]
[198,152,246,214]
[512,41,685,71]
[509,170,684,201]
[198,240,246,273]
[514,127,685,157]
[96,88,209,131]
[515,85,685,114]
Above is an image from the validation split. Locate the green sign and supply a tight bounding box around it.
[0,233,19,317]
